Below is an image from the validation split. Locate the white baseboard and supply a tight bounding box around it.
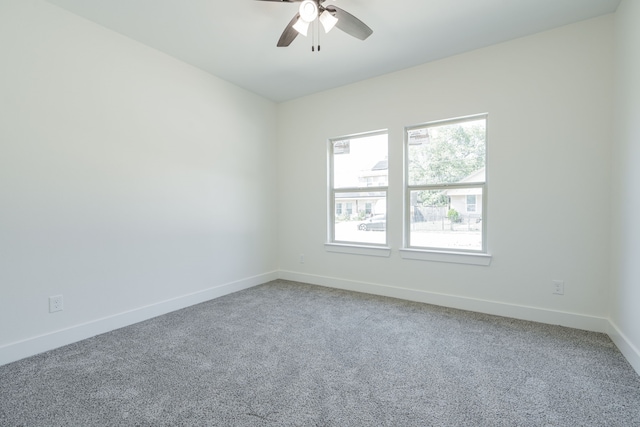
[278,270,610,334]
[281,271,640,376]
[0,271,278,367]
[608,321,640,376]
[6,270,635,375]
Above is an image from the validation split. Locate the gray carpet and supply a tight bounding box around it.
[1,280,639,426]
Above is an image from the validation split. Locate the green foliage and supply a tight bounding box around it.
[416,191,448,207]
[337,212,350,222]
[447,208,460,223]
[409,120,486,208]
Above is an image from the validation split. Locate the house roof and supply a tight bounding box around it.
[371,160,388,171]
[460,168,485,183]
[443,168,485,196]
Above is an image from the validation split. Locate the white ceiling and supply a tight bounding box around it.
[45,0,620,102]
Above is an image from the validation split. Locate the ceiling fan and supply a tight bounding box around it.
[257,0,373,50]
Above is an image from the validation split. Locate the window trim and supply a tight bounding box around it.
[325,243,391,257]
[327,129,389,248]
[399,248,491,265]
[403,114,489,257]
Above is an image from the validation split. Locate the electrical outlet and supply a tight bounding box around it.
[552,280,564,295]
[49,295,63,313]
[299,254,305,264]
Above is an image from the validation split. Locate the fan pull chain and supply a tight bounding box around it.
[309,16,321,52]
[317,19,321,52]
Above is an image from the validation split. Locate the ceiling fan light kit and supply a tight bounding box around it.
[257,0,372,50]
[298,0,318,22]
[319,10,338,33]
[292,18,310,36]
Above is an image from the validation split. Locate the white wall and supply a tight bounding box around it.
[610,0,640,373]
[2,1,633,372]
[0,0,278,364]
[278,16,614,331]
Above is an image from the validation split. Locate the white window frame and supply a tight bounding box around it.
[401,114,491,265]
[326,130,391,257]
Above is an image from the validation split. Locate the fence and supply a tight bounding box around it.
[411,206,481,232]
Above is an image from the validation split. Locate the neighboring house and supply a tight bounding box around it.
[360,159,388,188]
[336,159,387,219]
[444,168,485,220]
[335,193,386,219]
[337,162,483,222]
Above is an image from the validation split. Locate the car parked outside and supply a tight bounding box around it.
[358,214,386,231]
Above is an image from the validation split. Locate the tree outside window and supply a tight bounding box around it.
[406,115,487,252]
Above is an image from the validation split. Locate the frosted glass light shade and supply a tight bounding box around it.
[319,10,338,33]
[293,18,310,36]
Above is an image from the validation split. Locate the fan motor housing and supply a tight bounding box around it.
[299,0,318,22]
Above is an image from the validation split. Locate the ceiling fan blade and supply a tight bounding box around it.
[277,13,301,47]
[325,5,373,41]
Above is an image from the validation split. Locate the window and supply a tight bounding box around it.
[336,203,343,215]
[466,195,477,212]
[405,115,487,253]
[345,203,353,216]
[329,131,388,246]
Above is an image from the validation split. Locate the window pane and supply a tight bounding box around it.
[409,189,482,251]
[333,133,388,189]
[334,192,386,245]
[466,195,476,212]
[408,119,486,186]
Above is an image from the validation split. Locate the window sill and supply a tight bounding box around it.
[399,248,492,266]
[325,243,392,257]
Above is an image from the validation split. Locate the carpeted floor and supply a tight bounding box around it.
[1,280,639,426]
